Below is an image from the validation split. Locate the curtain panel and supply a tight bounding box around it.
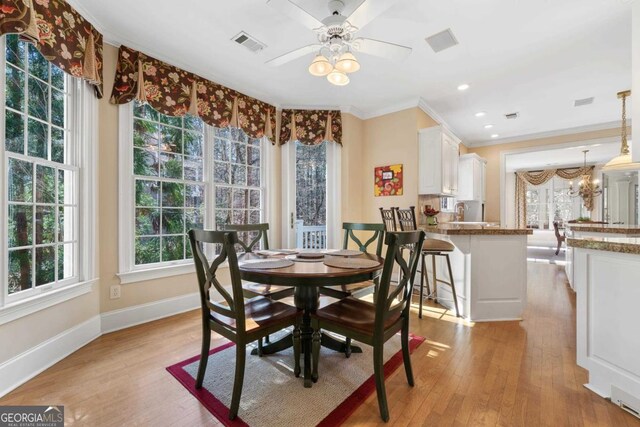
[279,109,342,146]
[0,0,104,97]
[109,45,276,141]
[514,166,595,228]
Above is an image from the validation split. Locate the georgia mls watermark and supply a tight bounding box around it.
[0,406,64,427]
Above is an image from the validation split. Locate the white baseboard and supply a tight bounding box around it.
[0,293,200,398]
[0,315,101,398]
[100,292,199,334]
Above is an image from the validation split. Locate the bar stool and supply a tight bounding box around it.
[394,206,460,318]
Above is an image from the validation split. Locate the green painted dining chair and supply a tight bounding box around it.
[220,223,295,301]
[220,223,296,351]
[311,230,425,422]
[319,222,385,300]
[188,229,300,420]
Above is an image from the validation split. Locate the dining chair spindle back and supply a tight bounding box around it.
[189,229,300,420]
[311,230,425,422]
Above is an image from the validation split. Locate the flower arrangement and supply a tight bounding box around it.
[423,205,440,225]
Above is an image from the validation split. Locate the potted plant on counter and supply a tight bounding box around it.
[423,205,440,226]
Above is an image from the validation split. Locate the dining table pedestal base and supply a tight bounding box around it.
[249,285,362,387]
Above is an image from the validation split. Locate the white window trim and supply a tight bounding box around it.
[280,140,341,249]
[117,104,200,284]
[117,104,269,284]
[0,51,99,323]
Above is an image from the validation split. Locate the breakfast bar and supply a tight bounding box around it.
[420,223,532,322]
[567,236,640,410]
[564,224,640,289]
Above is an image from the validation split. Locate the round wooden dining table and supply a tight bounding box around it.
[238,252,384,388]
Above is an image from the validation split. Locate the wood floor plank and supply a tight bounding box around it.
[2,263,640,427]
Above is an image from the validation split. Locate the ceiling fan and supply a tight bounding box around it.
[266,0,411,86]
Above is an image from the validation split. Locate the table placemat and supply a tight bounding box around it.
[296,252,326,259]
[327,249,363,257]
[240,259,294,269]
[323,257,381,269]
[285,254,325,263]
[255,249,299,257]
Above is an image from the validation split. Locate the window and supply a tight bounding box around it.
[213,127,262,229]
[132,103,205,266]
[3,35,79,300]
[120,103,265,279]
[525,188,543,229]
[525,176,586,229]
[295,141,326,228]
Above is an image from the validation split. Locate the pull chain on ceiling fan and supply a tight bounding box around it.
[266,0,412,86]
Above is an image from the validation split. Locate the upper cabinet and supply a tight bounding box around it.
[418,126,461,196]
[457,153,487,202]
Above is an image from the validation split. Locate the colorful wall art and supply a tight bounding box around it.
[374,164,403,197]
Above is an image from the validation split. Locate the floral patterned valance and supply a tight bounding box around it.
[279,109,342,146]
[0,0,104,97]
[515,166,595,228]
[109,45,276,141]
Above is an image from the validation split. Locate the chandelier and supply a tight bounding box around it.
[568,150,602,210]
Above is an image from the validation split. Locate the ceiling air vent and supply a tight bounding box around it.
[425,29,459,53]
[232,31,266,53]
[505,112,519,120]
[574,97,594,107]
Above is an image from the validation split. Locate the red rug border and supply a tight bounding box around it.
[166,334,426,427]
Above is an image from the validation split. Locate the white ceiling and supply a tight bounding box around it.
[505,139,622,172]
[72,0,632,145]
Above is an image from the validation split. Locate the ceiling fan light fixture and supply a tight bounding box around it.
[308,54,333,76]
[335,52,360,73]
[327,69,349,86]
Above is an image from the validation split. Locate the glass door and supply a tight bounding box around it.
[282,140,341,249]
[294,141,327,249]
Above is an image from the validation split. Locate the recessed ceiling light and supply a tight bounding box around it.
[484,124,494,129]
[475,111,486,117]
[457,84,470,91]
[491,134,499,138]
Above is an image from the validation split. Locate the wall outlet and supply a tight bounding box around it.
[109,285,121,299]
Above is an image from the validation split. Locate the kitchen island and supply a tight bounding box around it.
[420,223,532,322]
[564,223,640,289]
[567,236,640,413]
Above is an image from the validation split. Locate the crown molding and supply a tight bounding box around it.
[356,98,421,120]
[417,97,452,131]
[468,120,627,148]
[67,0,456,133]
[67,0,278,106]
[340,105,367,119]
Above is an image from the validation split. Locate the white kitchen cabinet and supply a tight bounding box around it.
[457,153,487,202]
[418,126,461,196]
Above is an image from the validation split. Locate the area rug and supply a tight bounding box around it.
[167,331,425,427]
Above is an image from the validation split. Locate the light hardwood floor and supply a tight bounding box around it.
[2,263,639,426]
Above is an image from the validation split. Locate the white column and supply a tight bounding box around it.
[326,142,342,248]
[633,2,640,162]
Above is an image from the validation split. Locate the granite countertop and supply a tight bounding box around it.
[420,223,533,236]
[566,223,640,235]
[567,237,640,255]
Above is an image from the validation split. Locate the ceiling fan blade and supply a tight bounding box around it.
[265,44,321,67]
[346,0,400,30]
[352,38,411,61]
[267,0,324,30]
